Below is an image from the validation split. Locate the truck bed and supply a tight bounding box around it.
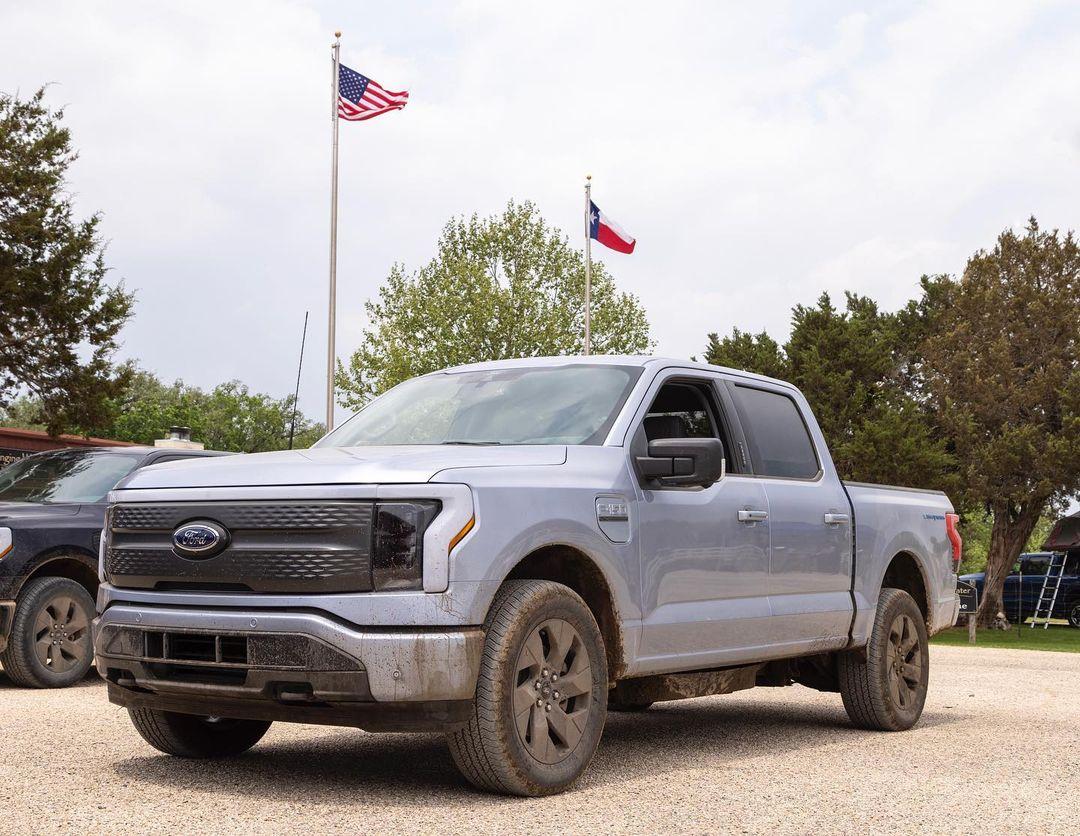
[843,481,957,638]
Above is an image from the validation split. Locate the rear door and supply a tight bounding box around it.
[726,381,852,652]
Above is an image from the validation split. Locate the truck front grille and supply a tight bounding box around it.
[106,501,374,593]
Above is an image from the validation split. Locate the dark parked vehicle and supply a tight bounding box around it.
[960,550,1080,627]
[0,446,227,687]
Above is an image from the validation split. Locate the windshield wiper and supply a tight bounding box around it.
[440,440,503,445]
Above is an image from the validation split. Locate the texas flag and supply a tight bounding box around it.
[589,200,636,254]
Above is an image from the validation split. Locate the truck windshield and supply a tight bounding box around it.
[318,365,643,447]
[0,451,141,504]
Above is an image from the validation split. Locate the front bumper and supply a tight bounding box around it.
[0,601,14,654]
[93,605,483,731]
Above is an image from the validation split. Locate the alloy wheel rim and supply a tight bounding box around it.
[512,618,593,765]
[33,594,89,673]
[886,613,923,710]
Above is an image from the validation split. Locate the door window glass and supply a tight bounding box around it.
[641,380,739,473]
[732,385,819,479]
[644,383,717,441]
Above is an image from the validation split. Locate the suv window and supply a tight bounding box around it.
[1018,555,1051,576]
[731,385,819,479]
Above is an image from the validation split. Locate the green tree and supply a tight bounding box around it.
[0,396,46,432]
[958,512,1055,575]
[920,220,1080,626]
[102,370,324,453]
[335,201,653,408]
[0,88,133,434]
[704,293,955,491]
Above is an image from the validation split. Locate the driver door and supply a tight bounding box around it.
[633,371,773,673]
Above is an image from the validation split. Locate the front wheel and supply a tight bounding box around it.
[838,588,929,731]
[128,708,271,758]
[447,580,608,796]
[0,576,95,688]
[1069,604,1080,629]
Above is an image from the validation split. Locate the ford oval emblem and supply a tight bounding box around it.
[172,520,229,559]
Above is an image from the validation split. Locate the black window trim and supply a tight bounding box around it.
[726,381,824,483]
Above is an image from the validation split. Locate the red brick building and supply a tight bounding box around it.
[0,427,135,469]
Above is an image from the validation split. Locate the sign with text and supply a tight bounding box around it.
[957,580,978,615]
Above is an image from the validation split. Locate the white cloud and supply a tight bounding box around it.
[3,0,1080,424]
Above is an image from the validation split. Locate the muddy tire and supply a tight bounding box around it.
[839,588,929,731]
[128,708,271,758]
[447,580,608,796]
[0,577,95,689]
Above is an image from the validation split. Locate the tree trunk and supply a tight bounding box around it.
[976,498,1046,627]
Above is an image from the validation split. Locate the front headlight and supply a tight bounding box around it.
[372,501,440,590]
[0,527,12,560]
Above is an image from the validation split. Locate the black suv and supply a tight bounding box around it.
[0,446,228,687]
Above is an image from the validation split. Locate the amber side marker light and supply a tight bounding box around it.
[449,517,475,553]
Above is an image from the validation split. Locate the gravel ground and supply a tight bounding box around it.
[1,644,1077,835]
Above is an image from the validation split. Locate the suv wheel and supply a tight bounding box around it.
[0,576,95,688]
[128,708,271,758]
[838,587,929,731]
[1069,604,1080,629]
[447,579,608,796]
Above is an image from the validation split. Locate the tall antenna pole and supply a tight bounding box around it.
[584,174,592,356]
[288,310,309,449]
[326,31,342,431]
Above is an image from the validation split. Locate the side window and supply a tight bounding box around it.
[731,385,819,479]
[641,379,738,472]
[1020,555,1050,576]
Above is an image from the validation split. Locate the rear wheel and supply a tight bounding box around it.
[0,577,95,688]
[838,588,929,731]
[128,708,271,758]
[447,580,608,796]
[1068,605,1080,629]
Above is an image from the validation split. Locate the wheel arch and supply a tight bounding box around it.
[18,548,99,601]
[880,550,932,630]
[503,544,626,680]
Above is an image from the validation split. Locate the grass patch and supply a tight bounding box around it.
[931,624,1080,653]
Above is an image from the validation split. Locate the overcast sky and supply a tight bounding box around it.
[3,1,1080,425]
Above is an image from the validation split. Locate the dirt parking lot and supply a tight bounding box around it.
[1,644,1076,835]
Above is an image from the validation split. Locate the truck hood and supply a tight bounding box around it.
[117,445,568,490]
[0,501,82,523]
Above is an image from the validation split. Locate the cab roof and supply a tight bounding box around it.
[436,355,794,390]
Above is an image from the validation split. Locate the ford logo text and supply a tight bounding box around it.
[172,521,229,559]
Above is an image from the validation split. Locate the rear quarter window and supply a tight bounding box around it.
[731,384,820,479]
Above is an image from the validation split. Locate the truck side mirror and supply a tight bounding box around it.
[636,438,725,488]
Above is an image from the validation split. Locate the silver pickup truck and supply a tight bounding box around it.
[93,356,961,796]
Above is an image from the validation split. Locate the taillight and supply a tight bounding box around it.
[945,513,962,572]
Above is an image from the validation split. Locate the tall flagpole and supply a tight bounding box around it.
[326,31,342,431]
[584,174,592,356]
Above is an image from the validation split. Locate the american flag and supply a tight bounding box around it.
[337,64,408,121]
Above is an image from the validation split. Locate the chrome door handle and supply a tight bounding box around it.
[738,509,768,523]
[824,512,850,526]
